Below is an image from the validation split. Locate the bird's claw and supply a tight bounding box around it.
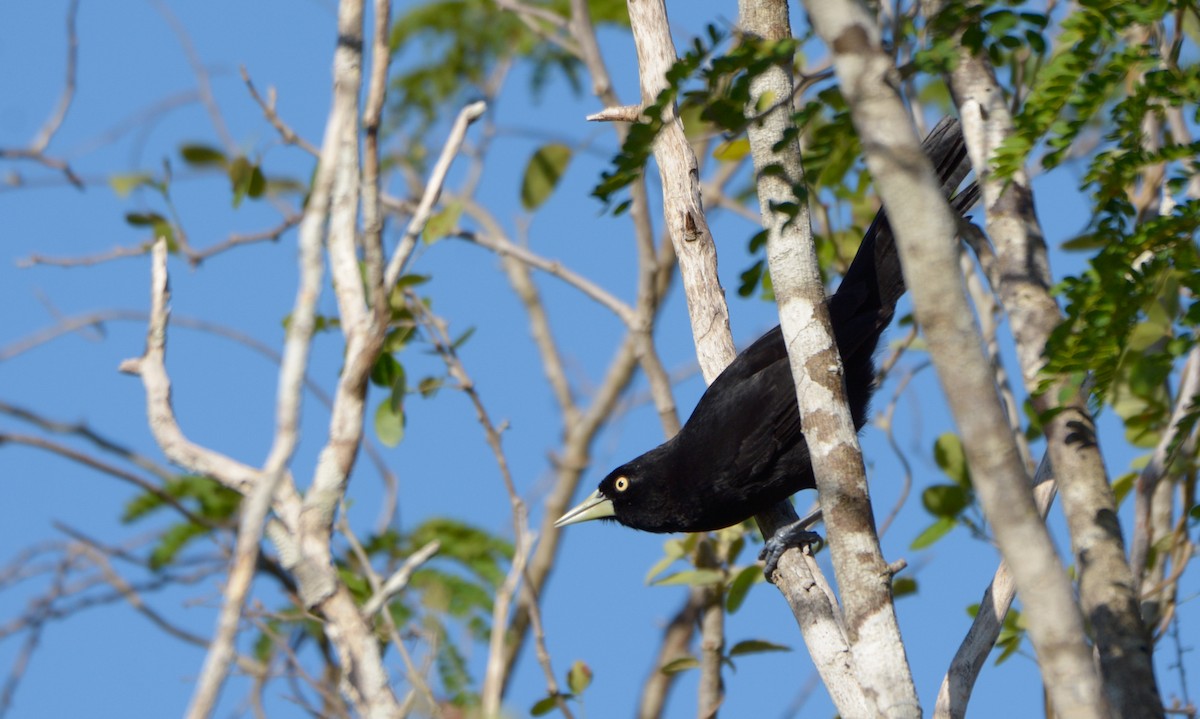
[759,522,823,582]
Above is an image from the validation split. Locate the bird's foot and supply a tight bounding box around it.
[759,521,823,583]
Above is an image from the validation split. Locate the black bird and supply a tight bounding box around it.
[556,118,978,575]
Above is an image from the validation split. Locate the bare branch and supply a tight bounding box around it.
[412,297,569,715]
[626,0,736,381]
[384,100,488,287]
[801,1,1107,715]
[362,541,440,618]
[150,0,235,151]
[1131,347,1200,590]
[0,550,69,718]
[935,454,1058,719]
[18,241,153,269]
[455,222,635,325]
[0,0,84,189]
[184,461,287,719]
[241,67,321,157]
[740,1,919,713]
[118,239,274,500]
[0,432,213,530]
[934,6,1161,712]
[637,589,702,719]
[587,105,644,123]
[185,214,303,265]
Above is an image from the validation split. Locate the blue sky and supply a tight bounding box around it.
[0,1,1193,717]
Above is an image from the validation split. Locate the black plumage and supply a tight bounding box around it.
[556,118,977,546]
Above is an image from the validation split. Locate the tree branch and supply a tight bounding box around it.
[932,6,1162,713]
[802,1,1107,716]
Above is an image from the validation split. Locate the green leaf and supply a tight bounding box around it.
[530,694,569,716]
[374,396,406,447]
[933,433,970,486]
[227,156,262,207]
[150,521,207,569]
[911,516,956,549]
[418,376,443,398]
[651,568,724,587]
[728,639,790,657]
[660,656,699,675]
[424,200,462,244]
[395,273,431,288]
[1112,471,1137,506]
[452,326,475,350]
[566,660,592,694]
[892,576,918,598]
[922,484,970,518]
[644,553,677,584]
[521,143,573,210]
[109,172,155,198]
[179,143,227,168]
[370,353,404,388]
[713,137,750,161]
[125,212,166,227]
[725,565,762,614]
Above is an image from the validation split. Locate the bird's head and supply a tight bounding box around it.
[554,450,683,533]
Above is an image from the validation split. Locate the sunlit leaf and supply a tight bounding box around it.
[725,565,762,613]
[424,200,462,244]
[911,517,955,549]
[651,569,723,587]
[374,396,405,447]
[109,172,155,197]
[660,656,699,675]
[713,137,750,161]
[933,433,970,487]
[566,660,592,694]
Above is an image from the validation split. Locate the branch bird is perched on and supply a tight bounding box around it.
[556,118,978,577]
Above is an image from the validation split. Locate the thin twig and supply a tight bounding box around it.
[384,100,487,287]
[151,0,235,151]
[184,462,286,719]
[412,297,571,717]
[30,0,79,154]
[0,432,213,529]
[241,67,321,157]
[362,541,440,618]
[455,224,635,325]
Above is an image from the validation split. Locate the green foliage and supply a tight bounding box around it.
[1044,201,1200,426]
[892,575,918,598]
[968,603,1027,664]
[725,564,764,613]
[987,0,1173,177]
[1034,8,1200,428]
[253,517,515,709]
[122,475,241,570]
[423,200,463,243]
[407,517,515,587]
[567,659,592,694]
[521,143,574,210]
[389,0,626,146]
[531,659,593,715]
[913,433,977,550]
[651,568,724,587]
[177,143,274,207]
[591,25,727,206]
[660,655,701,675]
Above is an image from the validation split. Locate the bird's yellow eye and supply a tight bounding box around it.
[614,476,629,492]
